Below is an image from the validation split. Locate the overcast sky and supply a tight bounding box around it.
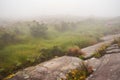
[0,0,120,19]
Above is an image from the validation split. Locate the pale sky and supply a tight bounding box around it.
[0,0,120,19]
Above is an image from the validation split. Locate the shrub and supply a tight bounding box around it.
[30,21,48,38]
[0,27,21,49]
[40,46,65,61]
[93,44,109,58]
[112,38,120,47]
[67,46,85,57]
[65,63,93,80]
[54,22,69,32]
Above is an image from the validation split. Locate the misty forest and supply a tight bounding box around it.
[0,0,120,80]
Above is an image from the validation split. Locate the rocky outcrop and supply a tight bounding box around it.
[82,34,120,58]
[9,56,83,80]
[87,44,120,80]
[8,34,120,80]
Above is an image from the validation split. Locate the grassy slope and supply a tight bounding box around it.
[0,19,120,77]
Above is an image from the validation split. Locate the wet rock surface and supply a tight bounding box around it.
[82,34,120,58]
[9,56,83,80]
[87,44,120,80]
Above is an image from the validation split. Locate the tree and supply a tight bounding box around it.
[0,27,19,48]
[30,21,48,37]
[54,22,76,32]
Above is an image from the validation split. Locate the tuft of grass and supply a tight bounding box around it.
[112,37,120,47]
[93,44,109,58]
[64,63,93,80]
[3,73,15,80]
[79,55,85,60]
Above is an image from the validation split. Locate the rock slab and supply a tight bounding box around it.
[9,56,83,80]
[87,44,120,80]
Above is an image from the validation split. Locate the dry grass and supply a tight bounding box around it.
[93,44,109,58]
[64,63,93,80]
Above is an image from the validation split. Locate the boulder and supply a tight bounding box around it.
[9,56,83,80]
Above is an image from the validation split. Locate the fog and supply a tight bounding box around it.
[0,0,120,19]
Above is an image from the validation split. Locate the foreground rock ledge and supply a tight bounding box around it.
[87,53,120,80]
[9,56,83,80]
[87,44,120,80]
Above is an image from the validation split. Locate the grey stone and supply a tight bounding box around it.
[88,53,120,80]
[9,56,83,80]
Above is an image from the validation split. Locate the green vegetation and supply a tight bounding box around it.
[65,63,93,80]
[118,39,120,47]
[112,38,120,47]
[0,18,120,79]
[30,21,48,38]
[93,44,109,58]
[93,37,120,58]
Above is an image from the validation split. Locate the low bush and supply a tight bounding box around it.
[64,63,93,80]
[40,46,65,61]
[112,38,120,47]
[66,46,85,57]
[93,44,109,58]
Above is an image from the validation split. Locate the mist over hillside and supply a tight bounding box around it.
[0,0,120,80]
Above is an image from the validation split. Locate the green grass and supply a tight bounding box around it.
[93,44,110,58]
[0,32,99,77]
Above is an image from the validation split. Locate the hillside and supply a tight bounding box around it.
[0,17,120,79]
[7,34,120,80]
